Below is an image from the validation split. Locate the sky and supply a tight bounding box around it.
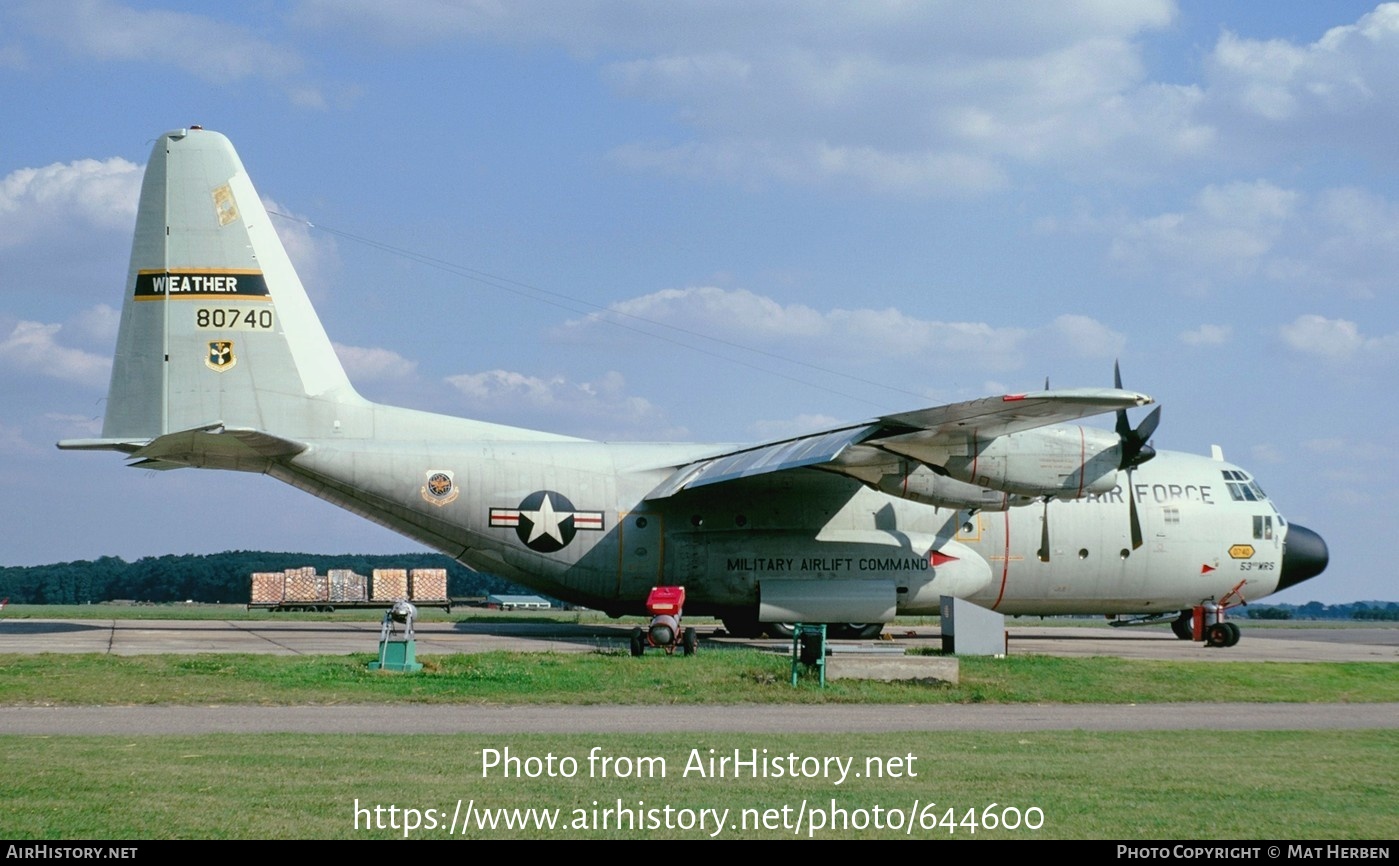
[1,1,1395,604]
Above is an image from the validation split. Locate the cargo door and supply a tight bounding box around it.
[617,511,664,597]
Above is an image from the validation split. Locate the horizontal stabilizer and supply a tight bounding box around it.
[56,438,150,454]
[126,424,307,471]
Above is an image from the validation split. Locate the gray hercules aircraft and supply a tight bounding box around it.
[60,127,1328,645]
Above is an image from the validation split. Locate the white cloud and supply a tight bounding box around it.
[1040,314,1127,359]
[1303,437,1346,453]
[1179,324,1232,346]
[585,286,827,338]
[43,412,102,439]
[0,319,111,386]
[1279,314,1399,360]
[295,0,1200,194]
[1304,436,1392,462]
[332,343,417,381]
[0,157,140,250]
[565,286,1121,372]
[1108,181,1298,286]
[1205,5,1399,140]
[444,368,678,438]
[16,0,317,99]
[751,413,846,441]
[70,304,120,344]
[0,422,41,456]
[1099,180,1399,296]
[611,140,1011,196]
[190,2,1399,193]
[264,199,341,298]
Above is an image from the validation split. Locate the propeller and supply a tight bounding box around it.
[1038,363,1160,562]
[1113,361,1160,549]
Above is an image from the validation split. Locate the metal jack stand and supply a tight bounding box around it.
[790,623,827,687]
[369,600,423,672]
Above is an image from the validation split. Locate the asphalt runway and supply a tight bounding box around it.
[1,617,1395,662]
[3,701,1395,735]
[2,618,1394,735]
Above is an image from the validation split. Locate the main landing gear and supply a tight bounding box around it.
[720,615,883,640]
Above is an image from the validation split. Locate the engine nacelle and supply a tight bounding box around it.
[876,463,1035,511]
[941,426,1121,498]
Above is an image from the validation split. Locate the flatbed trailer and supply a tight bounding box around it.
[248,567,452,613]
[246,600,452,613]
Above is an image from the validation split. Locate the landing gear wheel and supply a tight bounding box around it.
[1205,622,1231,648]
[629,627,645,657]
[1171,611,1194,640]
[1223,621,1241,647]
[682,626,697,656]
[720,613,762,638]
[836,623,884,640]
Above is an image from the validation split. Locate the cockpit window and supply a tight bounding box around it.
[1223,470,1268,502]
[1253,515,1274,540]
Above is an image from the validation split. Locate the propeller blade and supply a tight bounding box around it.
[1114,362,1151,548]
[1113,362,1160,470]
[1128,470,1144,550]
[1038,497,1051,562]
[1136,405,1162,443]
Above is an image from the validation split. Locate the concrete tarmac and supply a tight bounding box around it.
[2,701,1395,735]
[0,617,1395,662]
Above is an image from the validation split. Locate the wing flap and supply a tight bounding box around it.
[646,424,878,499]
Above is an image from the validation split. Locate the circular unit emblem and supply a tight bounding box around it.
[427,473,453,497]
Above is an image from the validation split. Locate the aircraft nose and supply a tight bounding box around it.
[1277,523,1329,591]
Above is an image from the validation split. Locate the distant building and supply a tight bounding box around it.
[485,594,552,611]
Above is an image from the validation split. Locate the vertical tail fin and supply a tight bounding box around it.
[99,126,361,443]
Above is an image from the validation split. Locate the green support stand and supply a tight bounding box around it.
[790,623,827,687]
[370,639,422,672]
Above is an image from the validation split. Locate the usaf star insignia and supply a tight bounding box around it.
[490,490,604,552]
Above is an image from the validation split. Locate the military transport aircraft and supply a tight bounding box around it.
[59,128,1328,647]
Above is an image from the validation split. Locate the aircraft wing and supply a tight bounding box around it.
[644,388,1151,499]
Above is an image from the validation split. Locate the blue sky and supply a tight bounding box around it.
[1,1,1394,604]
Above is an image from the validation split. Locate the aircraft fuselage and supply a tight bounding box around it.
[272,436,1298,619]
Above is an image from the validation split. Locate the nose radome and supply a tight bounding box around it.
[1277,524,1329,591]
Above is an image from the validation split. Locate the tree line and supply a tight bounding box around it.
[1246,601,1399,621]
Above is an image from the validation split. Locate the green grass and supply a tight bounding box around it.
[2,730,1395,839]
[2,651,1397,705]
[4,612,1395,840]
